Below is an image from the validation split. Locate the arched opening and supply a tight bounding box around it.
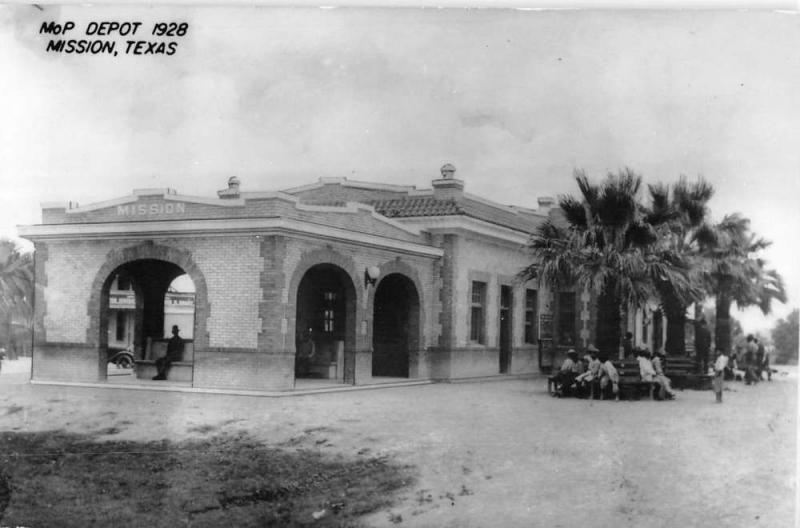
[100,259,196,383]
[294,264,356,383]
[372,273,420,378]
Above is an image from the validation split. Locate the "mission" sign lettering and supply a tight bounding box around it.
[117,203,186,216]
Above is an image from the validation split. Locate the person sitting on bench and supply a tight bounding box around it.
[635,347,656,382]
[651,349,675,400]
[153,325,184,381]
[597,354,620,399]
[575,345,601,396]
[554,349,584,397]
[295,327,316,377]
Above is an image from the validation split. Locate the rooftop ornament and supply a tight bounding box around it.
[440,163,456,179]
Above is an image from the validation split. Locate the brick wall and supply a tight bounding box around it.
[167,237,262,349]
[33,220,551,389]
[33,343,104,382]
[449,236,540,377]
[43,240,116,343]
[283,238,440,384]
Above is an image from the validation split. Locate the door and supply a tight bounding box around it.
[499,285,512,374]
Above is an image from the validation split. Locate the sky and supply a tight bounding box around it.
[0,6,797,333]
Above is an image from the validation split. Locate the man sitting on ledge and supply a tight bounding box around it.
[153,325,184,381]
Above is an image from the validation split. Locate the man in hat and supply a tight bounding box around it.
[153,325,184,381]
[554,349,584,397]
[622,332,634,358]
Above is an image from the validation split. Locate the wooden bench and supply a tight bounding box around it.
[664,357,712,390]
[547,372,583,396]
[607,361,656,400]
[135,360,193,382]
[134,338,195,382]
[616,374,656,400]
[547,374,563,396]
[302,340,344,381]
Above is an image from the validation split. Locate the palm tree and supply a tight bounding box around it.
[696,214,786,353]
[522,168,694,356]
[0,239,34,359]
[644,177,713,355]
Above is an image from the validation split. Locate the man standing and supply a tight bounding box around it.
[695,317,712,375]
[762,346,772,381]
[712,348,729,403]
[622,332,634,358]
[153,325,184,381]
[744,335,758,385]
[755,338,766,380]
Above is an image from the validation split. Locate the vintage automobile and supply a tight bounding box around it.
[107,347,135,369]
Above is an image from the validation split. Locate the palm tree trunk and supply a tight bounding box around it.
[663,299,687,356]
[596,284,621,356]
[715,279,733,353]
[619,303,628,360]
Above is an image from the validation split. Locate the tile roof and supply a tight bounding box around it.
[371,196,542,234]
[370,197,462,218]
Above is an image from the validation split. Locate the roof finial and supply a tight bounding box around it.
[440,163,456,179]
[218,176,241,199]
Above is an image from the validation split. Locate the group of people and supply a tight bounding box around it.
[725,335,772,384]
[551,344,675,400]
[709,334,773,403]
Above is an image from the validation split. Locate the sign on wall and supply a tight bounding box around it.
[538,313,553,340]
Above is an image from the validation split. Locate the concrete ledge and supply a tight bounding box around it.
[444,372,543,384]
[29,378,435,398]
[135,360,193,382]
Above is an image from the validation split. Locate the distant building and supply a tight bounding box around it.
[107,275,195,353]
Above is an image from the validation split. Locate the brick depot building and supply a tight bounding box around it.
[19,165,595,392]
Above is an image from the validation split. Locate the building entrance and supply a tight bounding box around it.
[294,264,355,382]
[372,273,419,378]
[99,259,195,381]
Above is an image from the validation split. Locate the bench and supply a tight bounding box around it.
[307,363,338,379]
[547,374,563,396]
[135,360,193,382]
[547,371,583,397]
[664,357,712,390]
[598,361,656,400]
[300,340,344,381]
[134,338,195,382]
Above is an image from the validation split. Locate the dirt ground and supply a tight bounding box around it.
[1,359,796,527]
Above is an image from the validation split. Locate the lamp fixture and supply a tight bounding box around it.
[364,266,380,288]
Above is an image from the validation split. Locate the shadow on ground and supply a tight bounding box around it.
[0,430,415,527]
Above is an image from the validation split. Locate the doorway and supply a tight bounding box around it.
[499,285,512,374]
[372,273,420,378]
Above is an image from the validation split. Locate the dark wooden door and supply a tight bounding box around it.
[499,286,512,373]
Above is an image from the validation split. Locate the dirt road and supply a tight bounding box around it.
[1,360,795,527]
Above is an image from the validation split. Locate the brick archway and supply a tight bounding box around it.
[366,259,426,327]
[86,242,209,350]
[287,248,361,384]
[368,259,425,378]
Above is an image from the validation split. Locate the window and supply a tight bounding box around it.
[117,275,131,290]
[323,291,337,333]
[557,292,576,346]
[115,311,126,342]
[524,289,537,344]
[470,281,486,344]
